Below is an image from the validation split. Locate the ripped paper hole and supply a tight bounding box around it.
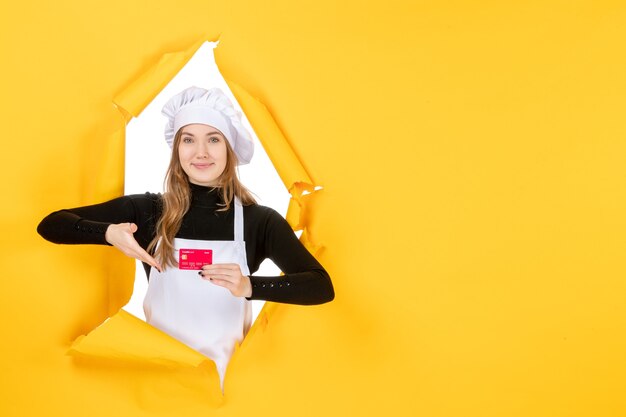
[68,38,326,398]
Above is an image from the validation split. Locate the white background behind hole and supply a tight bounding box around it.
[122,42,290,323]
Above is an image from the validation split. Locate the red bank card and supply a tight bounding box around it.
[178,249,213,270]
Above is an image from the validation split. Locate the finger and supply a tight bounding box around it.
[142,255,162,273]
[201,268,240,279]
[199,272,232,282]
[199,268,239,281]
[202,263,239,271]
[198,270,221,278]
[207,278,232,289]
[131,246,162,272]
[201,268,236,277]
[197,273,218,282]
[120,236,161,270]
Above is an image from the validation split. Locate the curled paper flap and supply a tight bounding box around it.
[79,110,127,203]
[113,38,208,117]
[225,80,324,236]
[69,309,214,369]
[68,309,223,401]
[225,81,313,189]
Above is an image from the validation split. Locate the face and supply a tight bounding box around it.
[177,124,228,187]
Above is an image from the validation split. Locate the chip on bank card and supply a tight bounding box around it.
[179,249,213,270]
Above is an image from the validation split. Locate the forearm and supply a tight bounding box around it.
[37,210,111,245]
[249,208,335,305]
[247,269,335,305]
[37,195,149,246]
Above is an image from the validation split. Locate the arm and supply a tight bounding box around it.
[37,196,141,245]
[247,208,335,305]
[37,194,162,271]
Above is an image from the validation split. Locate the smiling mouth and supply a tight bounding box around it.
[192,163,214,169]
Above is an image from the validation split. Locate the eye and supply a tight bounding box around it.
[182,136,193,143]
[209,136,221,143]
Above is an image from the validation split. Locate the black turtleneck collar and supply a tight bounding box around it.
[189,182,223,208]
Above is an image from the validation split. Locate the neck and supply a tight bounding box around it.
[189,182,222,207]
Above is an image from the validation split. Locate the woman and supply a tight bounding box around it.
[37,86,334,385]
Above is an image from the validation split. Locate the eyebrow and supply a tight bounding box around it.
[181,131,224,137]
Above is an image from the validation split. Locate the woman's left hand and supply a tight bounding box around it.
[199,263,252,298]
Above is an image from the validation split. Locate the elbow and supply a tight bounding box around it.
[36,211,66,244]
[289,269,335,305]
[323,274,335,303]
[36,215,53,242]
[322,288,335,304]
[315,269,335,304]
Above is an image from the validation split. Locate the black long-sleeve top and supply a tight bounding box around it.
[37,183,334,305]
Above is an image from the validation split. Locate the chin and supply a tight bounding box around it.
[190,178,219,187]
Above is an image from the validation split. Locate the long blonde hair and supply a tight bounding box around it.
[148,129,256,268]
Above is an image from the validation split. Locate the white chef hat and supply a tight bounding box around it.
[161,86,254,165]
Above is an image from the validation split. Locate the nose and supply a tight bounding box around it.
[195,141,210,158]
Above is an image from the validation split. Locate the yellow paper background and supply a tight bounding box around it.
[2,1,626,416]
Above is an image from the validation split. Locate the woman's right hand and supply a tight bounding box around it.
[105,223,162,272]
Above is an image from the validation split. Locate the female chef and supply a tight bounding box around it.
[37,86,334,385]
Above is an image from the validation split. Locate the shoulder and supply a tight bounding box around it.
[125,191,162,204]
[124,192,163,215]
[243,203,293,234]
[243,203,284,222]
